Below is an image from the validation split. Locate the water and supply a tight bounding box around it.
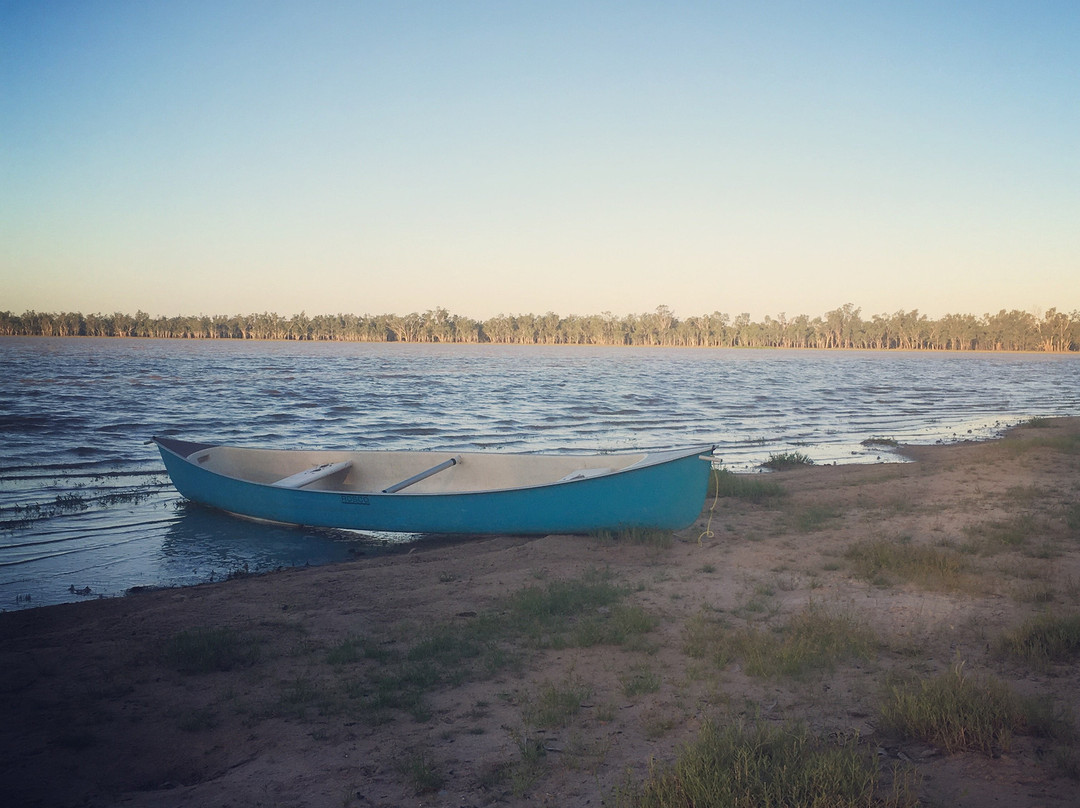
[2,338,1078,610]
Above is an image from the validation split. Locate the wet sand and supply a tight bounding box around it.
[2,418,1079,807]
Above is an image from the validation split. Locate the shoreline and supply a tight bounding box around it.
[0,414,1029,614]
[2,417,1079,807]
[4,333,1080,355]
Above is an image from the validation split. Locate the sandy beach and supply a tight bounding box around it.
[2,417,1079,807]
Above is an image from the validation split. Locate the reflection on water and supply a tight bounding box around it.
[2,338,1078,609]
[156,502,408,586]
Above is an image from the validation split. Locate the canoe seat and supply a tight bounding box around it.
[271,460,352,489]
[558,467,612,482]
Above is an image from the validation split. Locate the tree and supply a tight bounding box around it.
[732,313,751,346]
[1040,308,1071,352]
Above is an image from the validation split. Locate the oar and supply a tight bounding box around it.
[382,456,462,493]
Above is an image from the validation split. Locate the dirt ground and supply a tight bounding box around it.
[2,418,1079,808]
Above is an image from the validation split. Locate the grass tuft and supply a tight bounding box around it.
[962,515,1037,554]
[789,504,842,532]
[994,613,1080,669]
[685,603,876,678]
[525,677,592,728]
[620,664,661,697]
[571,602,658,647]
[878,663,1064,755]
[595,527,674,548]
[162,626,261,674]
[612,720,917,808]
[399,750,445,794]
[846,539,972,592]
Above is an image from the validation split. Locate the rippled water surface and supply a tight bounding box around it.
[2,338,1078,609]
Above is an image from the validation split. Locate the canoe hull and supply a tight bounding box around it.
[154,440,712,535]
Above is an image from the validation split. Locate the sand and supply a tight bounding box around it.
[2,418,1079,808]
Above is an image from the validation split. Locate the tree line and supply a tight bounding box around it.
[1,304,1078,352]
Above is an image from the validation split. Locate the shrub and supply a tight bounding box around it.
[761,451,815,470]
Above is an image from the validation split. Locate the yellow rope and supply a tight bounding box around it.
[698,465,721,544]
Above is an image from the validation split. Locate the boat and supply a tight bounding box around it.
[152,437,714,535]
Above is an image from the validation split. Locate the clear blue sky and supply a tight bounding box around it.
[2,1,1077,320]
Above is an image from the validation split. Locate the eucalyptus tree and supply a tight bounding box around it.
[1039,308,1073,352]
[5,305,1079,351]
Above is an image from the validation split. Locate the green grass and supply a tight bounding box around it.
[502,567,629,646]
[344,666,434,722]
[1015,581,1058,604]
[612,720,917,808]
[1003,484,1048,504]
[502,677,598,798]
[846,538,972,592]
[277,675,319,718]
[525,678,592,728]
[331,569,657,722]
[399,750,445,794]
[641,707,680,739]
[1022,416,1056,428]
[962,515,1037,554]
[594,526,674,548]
[685,603,877,678]
[994,613,1080,669]
[788,503,842,532]
[571,602,659,648]
[507,730,548,796]
[326,634,399,665]
[620,664,661,697]
[161,626,261,674]
[1002,429,1080,456]
[339,627,498,721]
[708,468,786,503]
[1065,503,1080,533]
[880,663,1069,755]
[761,451,815,470]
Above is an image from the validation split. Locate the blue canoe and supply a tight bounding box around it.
[153,437,714,535]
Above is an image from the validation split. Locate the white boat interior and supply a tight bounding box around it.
[183,445,661,495]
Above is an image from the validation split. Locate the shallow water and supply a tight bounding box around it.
[2,338,1077,609]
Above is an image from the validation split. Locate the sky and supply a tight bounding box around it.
[1,1,1077,321]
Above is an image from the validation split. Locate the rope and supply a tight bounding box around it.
[698,465,721,544]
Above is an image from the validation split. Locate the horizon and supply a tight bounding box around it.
[3,3,1078,321]
[2,300,1077,323]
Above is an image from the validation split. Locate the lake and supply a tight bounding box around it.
[2,337,1077,609]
